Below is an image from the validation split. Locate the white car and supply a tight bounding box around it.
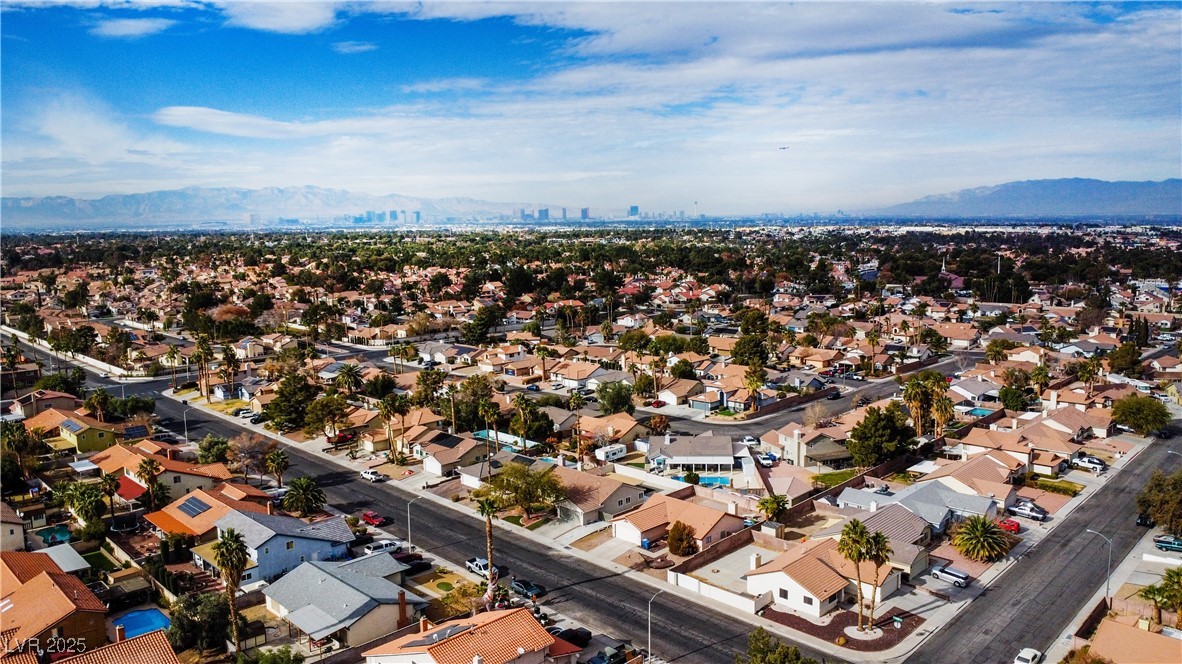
[756,454,774,468]
[360,469,388,483]
[1070,456,1106,473]
[741,436,759,446]
[1013,648,1042,664]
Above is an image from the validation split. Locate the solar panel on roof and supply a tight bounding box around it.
[177,496,211,518]
[61,420,84,433]
[124,425,149,439]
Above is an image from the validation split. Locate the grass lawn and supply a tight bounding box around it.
[527,517,550,531]
[207,399,247,414]
[812,468,861,487]
[82,550,116,572]
[436,581,454,592]
[625,462,647,469]
[504,515,524,527]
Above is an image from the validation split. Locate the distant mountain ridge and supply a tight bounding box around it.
[873,178,1181,217]
[0,185,543,228]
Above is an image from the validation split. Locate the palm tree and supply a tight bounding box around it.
[952,515,1013,562]
[511,393,533,436]
[479,399,501,461]
[864,531,893,628]
[1029,363,1051,397]
[212,528,248,649]
[535,346,556,382]
[1083,354,1103,396]
[1161,567,1182,629]
[866,329,881,376]
[165,343,180,387]
[902,377,928,438]
[932,396,955,437]
[744,361,767,414]
[84,389,112,423]
[136,457,163,510]
[282,476,326,518]
[649,358,665,395]
[334,363,363,395]
[1139,583,1169,625]
[838,519,871,630]
[476,498,498,584]
[99,472,120,522]
[756,494,789,522]
[193,335,214,397]
[264,449,289,489]
[219,349,241,387]
[567,392,586,469]
[3,344,22,370]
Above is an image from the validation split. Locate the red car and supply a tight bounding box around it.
[998,518,1020,534]
[361,510,386,526]
[651,400,667,408]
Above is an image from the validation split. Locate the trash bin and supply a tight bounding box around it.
[641,538,650,550]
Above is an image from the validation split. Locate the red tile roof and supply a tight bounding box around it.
[55,630,180,664]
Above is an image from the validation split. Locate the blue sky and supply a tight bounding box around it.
[2,1,1179,214]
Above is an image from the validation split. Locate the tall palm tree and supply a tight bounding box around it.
[193,335,214,397]
[99,472,120,522]
[212,528,248,649]
[264,449,289,489]
[838,519,871,631]
[479,399,501,461]
[1030,363,1051,397]
[3,344,22,370]
[334,363,363,395]
[744,361,767,414]
[379,393,412,452]
[932,396,956,437]
[1083,355,1103,397]
[866,328,881,376]
[136,458,163,510]
[476,498,498,584]
[165,344,180,387]
[535,346,555,382]
[649,358,665,395]
[1139,583,1169,625]
[902,377,928,438]
[756,494,789,523]
[864,531,893,628]
[567,392,586,469]
[951,515,1012,562]
[1159,566,1182,628]
[282,476,326,518]
[84,389,112,423]
[219,349,241,387]
[511,393,533,436]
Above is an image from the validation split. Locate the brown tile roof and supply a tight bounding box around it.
[749,538,894,599]
[0,503,20,526]
[1089,617,1181,664]
[55,629,180,664]
[549,465,625,513]
[0,554,107,644]
[91,444,232,481]
[612,493,739,538]
[144,486,268,537]
[363,608,554,664]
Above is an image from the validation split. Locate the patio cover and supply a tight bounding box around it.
[38,543,90,574]
[68,459,100,474]
[286,604,349,640]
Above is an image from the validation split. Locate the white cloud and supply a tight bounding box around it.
[217,1,340,34]
[90,17,175,37]
[331,40,377,54]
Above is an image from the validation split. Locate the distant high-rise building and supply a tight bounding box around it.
[561,208,567,220]
[414,211,421,224]
[538,208,549,221]
[389,210,398,221]
[628,205,639,217]
[580,207,590,220]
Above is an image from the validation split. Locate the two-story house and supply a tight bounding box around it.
[0,552,107,657]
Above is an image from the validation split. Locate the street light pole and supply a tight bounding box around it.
[407,496,423,550]
[182,407,195,442]
[1086,529,1113,608]
[647,589,664,663]
[1167,450,1182,460]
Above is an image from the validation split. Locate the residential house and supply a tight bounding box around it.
[412,432,486,477]
[575,412,649,447]
[646,434,741,473]
[9,390,79,420]
[836,482,997,533]
[767,423,853,471]
[144,484,271,542]
[1,503,25,551]
[811,503,933,580]
[362,608,578,664]
[551,465,647,525]
[91,444,233,502]
[190,511,354,586]
[263,554,428,648]
[0,552,107,657]
[746,538,901,619]
[455,451,546,490]
[52,629,181,664]
[610,493,744,550]
[657,378,705,405]
[549,360,609,389]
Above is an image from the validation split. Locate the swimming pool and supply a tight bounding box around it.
[672,475,731,487]
[112,608,171,639]
[35,524,72,545]
[968,407,994,418]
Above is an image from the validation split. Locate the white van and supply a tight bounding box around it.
[931,564,971,588]
[364,540,403,555]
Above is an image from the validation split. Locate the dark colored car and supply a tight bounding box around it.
[526,384,540,391]
[1153,535,1182,552]
[510,579,547,599]
[555,627,593,648]
[403,560,433,576]
[393,551,423,563]
[826,391,841,400]
[1136,514,1156,527]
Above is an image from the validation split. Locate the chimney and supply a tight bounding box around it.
[473,657,484,664]
[419,616,430,633]
[869,501,878,512]
[266,501,273,515]
[750,553,762,570]
[115,625,126,642]
[397,590,409,628]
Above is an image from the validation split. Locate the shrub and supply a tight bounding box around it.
[451,494,461,502]
[1033,479,1080,496]
[683,470,701,485]
[76,521,107,542]
[667,520,698,556]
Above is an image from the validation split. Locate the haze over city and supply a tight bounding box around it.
[2,1,1180,214]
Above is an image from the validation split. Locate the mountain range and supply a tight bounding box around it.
[1,178,1179,229]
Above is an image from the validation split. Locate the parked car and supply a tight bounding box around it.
[997,518,1021,534]
[393,551,423,563]
[826,391,841,400]
[1013,648,1043,664]
[526,384,540,391]
[554,627,593,648]
[650,400,666,408]
[249,413,269,424]
[1007,501,1047,522]
[1153,535,1182,553]
[741,435,759,445]
[267,487,288,504]
[930,564,971,588]
[1136,513,1156,527]
[361,510,387,526]
[510,579,547,598]
[363,539,402,555]
[360,469,388,482]
[466,557,492,575]
[403,560,433,576]
[1070,456,1106,473]
[756,454,774,468]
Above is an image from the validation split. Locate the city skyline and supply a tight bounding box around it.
[2,1,1179,214]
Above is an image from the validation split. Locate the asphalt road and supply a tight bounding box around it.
[908,435,1182,664]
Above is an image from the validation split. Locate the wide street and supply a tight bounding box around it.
[908,433,1182,664]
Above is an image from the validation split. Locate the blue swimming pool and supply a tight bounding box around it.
[672,475,731,487]
[968,407,994,418]
[35,524,72,545]
[112,609,171,639]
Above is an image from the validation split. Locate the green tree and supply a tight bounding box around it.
[197,434,231,464]
[633,372,655,397]
[378,393,412,452]
[282,476,327,518]
[265,374,319,432]
[735,627,819,664]
[166,591,232,652]
[413,368,447,408]
[985,338,1019,364]
[243,646,306,664]
[1139,583,1170,626]
[212,529,248,649]
[596,381,635,415]
[951,515,1014,562]
[667,520,698,556]
[744,361,768,413]
[932,396,956,437]
[1136,469,1182,536]
[847,403,915,467]
[838,519,870,631]
[264,449,289,488]
[136,457,164,510]
[303,394,350,438]
[481,462,565,519]
[476,498,498,583]
[1159,566,1182,629]
[1106,342,1143,377]
[99,472,120,522]
[732,334,769,367]
[998,386,1027,412]
[462,303,504,344]
[1112,395,1169,436]
[757,494,789,522]
[333,363,363,395]
[901,377,929,437]
[84,389,112,423]
[1030,363,1051,395]
[669,359,696,380]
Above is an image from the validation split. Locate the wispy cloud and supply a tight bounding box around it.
[217,1,340,34]
[401,77,488,94]
[90,17,175,38]
[331,40,377,54]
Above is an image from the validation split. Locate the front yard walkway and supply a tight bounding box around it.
[762,606,925,652]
